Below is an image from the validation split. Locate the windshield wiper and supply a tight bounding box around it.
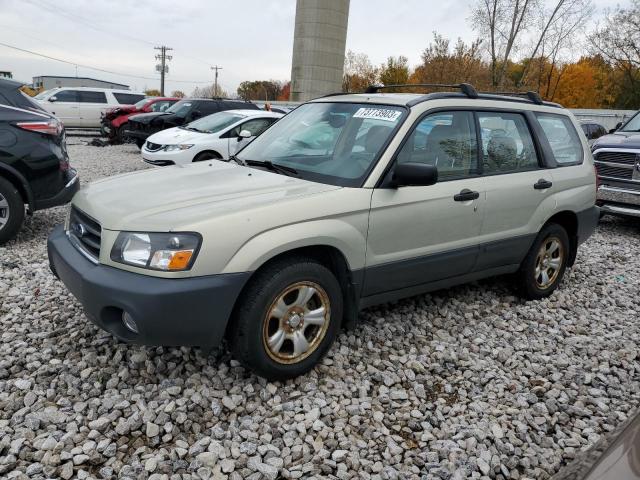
[228,154,246,166]
[245,159,299,177]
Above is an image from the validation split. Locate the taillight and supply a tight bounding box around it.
[16,119,62,136]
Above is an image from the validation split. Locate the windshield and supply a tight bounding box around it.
[620,112,640,132]
[134,98,150,109]
[165,100,193,117]
[186,111,246,133]
[236,102,406,187]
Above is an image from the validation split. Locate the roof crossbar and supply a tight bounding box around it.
[364,83,479,99]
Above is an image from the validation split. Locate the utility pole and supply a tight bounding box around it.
[154,46,173,95]
[211,65,222,97]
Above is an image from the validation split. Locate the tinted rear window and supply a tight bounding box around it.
[114,93,145,104]
[78,91,107,103]
[535,113,583,166]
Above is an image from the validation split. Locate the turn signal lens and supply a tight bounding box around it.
[168,251,194,270]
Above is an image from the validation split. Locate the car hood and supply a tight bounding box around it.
[592,132,640,150]
[73,161,341,231]
[147,127,209,144]
[128,111,171,125]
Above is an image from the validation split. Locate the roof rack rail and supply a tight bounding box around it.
[482,90,544,105]
[364,83,479,98]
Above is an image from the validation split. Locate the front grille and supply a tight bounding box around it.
[68,207,101,262]
[594,151,637,165]
[145,141,163,151]
[595,163,634,180]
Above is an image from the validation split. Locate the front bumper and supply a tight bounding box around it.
[597,185,640,218]
[47,225,250,348]
[123,129,150,141]
[34,169,80,211]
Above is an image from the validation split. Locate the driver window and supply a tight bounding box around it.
[478,112,539,173]
[396,111,478,181]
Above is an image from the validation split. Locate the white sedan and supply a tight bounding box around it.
[141,109,283,166]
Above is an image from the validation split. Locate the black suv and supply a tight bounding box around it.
[0,78,79,244]
[125,98,259,148]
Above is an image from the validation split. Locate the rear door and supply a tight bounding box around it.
[47,89,80,127]
[78,90,108,127]
[474,110,555,271]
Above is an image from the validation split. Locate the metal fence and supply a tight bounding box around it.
[568,109,635,130]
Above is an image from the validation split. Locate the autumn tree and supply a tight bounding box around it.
[277,82,291,101]
[171,90,185,98]
[552,56,615,108]
[144,89,161,96]
[590,0,640,108]
[379,56,409,87]
[411,33,489,88]
[237,80,283,101]
[343,50,378,92]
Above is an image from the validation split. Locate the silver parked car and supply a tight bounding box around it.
[47,84,599,379]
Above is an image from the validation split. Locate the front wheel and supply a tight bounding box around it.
[227,257,343,380]
[0,177,25,246]
[193,151,221,162]
[518,223,570,300]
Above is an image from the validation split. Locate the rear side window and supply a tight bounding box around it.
[113,93,145,104]
[478,112,539,174]
[199,101,221,115]
[78,91,107,103]
[535,113,583,165]
[397,111,478,181]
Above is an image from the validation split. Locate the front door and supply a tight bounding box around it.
[47,89,80,127]
[229,117,276,156]
[364,110,486,297]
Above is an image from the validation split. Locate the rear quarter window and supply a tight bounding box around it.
[535,113,583,166]
[113,93,145,104]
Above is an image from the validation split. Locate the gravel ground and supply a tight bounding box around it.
[1,141,639,480]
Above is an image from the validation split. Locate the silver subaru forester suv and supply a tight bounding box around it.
[48,83,599,379]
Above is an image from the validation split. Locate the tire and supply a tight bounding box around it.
[135,138,145,149]
[193,151,221,162]
[0,177,25,246]
[115,125,130,144]
[227,256,343,380]
[517,223,570,300]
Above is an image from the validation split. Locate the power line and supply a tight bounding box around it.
[0,41,212,84]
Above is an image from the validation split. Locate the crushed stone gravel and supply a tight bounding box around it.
[1,141,639,480]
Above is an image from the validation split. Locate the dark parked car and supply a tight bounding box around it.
[100,97,179,142]
[125,98,259,148]
[0,78,78,244]
[591,111,640,218]
[580,120,608,146]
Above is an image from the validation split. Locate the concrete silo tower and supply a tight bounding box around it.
[290,0,350,102]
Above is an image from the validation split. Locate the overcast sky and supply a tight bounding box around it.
[0,0,626,95]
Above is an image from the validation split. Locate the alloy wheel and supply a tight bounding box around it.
[262,281,331,364]
[0,193,9,231]
[534,236,564,289]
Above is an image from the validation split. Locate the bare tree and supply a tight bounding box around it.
[192,84,229,99]
[472,0,538,87]
[517,0,593,88]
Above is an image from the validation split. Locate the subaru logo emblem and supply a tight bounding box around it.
[72,222,86,238]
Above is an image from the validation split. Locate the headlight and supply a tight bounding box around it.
[110,232,202,271]
[164,144,194,151]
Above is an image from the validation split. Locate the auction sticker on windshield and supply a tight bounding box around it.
[353,107,402,122]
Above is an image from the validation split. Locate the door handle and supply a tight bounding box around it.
[534,179,553,190]
[454,189,480,202]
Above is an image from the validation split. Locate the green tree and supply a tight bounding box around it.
[237,80,283,101]
[379,56,409,88]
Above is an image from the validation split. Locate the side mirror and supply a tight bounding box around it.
[238,129,252,140]
[48,96,57,102]
[392,162,438,187]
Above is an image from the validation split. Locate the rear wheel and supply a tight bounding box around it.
[0,177,25,246]
[227,257,343,380]
[518,223,570,300]
[193,151,221,162]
